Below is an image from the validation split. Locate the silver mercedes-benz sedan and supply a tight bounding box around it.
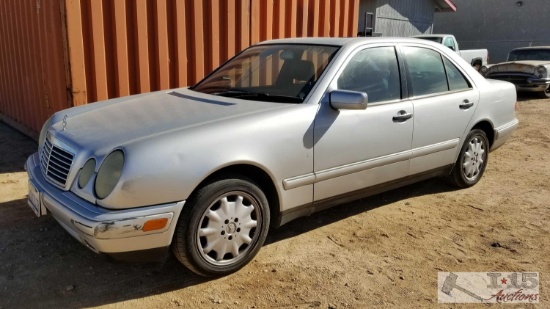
[26,37,518,276]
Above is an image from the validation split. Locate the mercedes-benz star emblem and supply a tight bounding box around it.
[62,115,68,131]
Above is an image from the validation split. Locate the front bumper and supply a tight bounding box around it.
[26,153,185,255]
[517,78,549,93]
[526,77,550,85]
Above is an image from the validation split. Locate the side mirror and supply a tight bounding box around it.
[329,90,368,110]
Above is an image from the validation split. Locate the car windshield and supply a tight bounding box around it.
[508,49,550,61]
[191,44,340,103]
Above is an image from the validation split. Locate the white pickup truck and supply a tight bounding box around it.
[413,34,488,70]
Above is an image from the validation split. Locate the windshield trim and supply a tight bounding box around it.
[190,43,341,104]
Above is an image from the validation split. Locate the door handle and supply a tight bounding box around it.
[392,110,413,122]
[459,100,474,109]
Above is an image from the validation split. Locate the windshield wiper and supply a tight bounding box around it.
[213,89,303,103]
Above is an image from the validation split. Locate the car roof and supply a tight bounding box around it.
[412,34,451,38]
[512,46,550,51]
[255,37,435,48]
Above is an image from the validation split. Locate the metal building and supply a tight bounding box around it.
[433,0,550,63]
[358,0,456,37]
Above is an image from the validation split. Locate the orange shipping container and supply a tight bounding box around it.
[0,0,359,137]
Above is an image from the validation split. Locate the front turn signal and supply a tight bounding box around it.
[142,218,169,232]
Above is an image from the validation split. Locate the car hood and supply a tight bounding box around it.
[51,88,289,153]
[508,60,550,66]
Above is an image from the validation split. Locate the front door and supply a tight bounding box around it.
[313,46,414,201]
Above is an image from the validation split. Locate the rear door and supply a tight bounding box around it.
[399,45,478,175]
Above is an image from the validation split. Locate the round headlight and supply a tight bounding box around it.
[480,66,488,74]
[78,158,96,189]
[38,116,53,151]
[536,66,547,76]
[95,150,124,199]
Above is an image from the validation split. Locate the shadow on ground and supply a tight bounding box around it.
[0,121,36,173]
[0,178,454,308]
[516,92,547,102]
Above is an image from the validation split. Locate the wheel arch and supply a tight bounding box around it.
[471,120,495,149]
[471,57,483,66]
[190,164,281,229]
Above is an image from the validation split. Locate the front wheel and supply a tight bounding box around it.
[172,175,270,277]
[447,129,489,188]
[539,85,550,99]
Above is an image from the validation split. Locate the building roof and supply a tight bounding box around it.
[435,0,457,12]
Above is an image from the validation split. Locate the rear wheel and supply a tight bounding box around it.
[447,129,489,188]
[172,175,270,277]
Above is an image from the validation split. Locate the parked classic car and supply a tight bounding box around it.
[26,37,518,277]
[481,46,550,98]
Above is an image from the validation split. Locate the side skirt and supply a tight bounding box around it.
[277,165,453,226]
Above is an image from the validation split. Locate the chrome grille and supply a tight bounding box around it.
[40,137,74,187]
[496,64,534,74]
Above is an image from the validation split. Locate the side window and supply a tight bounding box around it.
[402,47,448,96]
[337,47,401,104]
[443,37,455,50]
[443,57,471,91]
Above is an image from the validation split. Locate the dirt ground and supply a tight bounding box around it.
[0,94,548,309]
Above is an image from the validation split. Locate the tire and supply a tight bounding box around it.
[539,85,550,99]
[447,129,489,188]
[172,175,270,277]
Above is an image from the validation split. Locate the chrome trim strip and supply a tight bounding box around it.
[315,150,411,182]
[283,173,315,190]
[279,165,452,226]
[283,139,460,190]
[411,139,459,158]
[283,150,411,190]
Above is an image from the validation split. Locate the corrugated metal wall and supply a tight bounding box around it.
[434,0,550,63]
[0,0,70,137]
[361,0,436,36]
[65,0,359,105]
[0,0,359,136]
